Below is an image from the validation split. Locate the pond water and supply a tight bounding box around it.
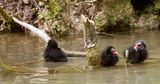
[0,31,160,84]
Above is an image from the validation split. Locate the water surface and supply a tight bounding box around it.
[0,31,160,84]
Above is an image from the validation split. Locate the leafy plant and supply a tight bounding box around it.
[107,16,117,26]
[47,0,61,20]
[51,24,68,35]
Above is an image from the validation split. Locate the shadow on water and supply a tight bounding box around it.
[0,31,160,84]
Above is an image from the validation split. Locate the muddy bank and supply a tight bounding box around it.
[0,0,160,35]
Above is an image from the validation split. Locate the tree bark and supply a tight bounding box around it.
[81,14,100,66]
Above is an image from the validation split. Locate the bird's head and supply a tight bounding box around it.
[133,40,146,51]
[107,46,118,57]
[47,39,58,48]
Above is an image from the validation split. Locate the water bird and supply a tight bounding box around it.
[44,39,68,62]
[100,46,119,66]
[124,40,148,64]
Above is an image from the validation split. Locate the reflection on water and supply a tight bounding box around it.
[0,31,160,84]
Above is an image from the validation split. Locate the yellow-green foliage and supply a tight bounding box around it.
[95,0,132,30]
[103,0,131,19]
[47,0,60,19]
[155,1,160,11]
[0,60,13,73]
[154,0,160,12]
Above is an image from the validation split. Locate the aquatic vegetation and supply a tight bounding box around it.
[48,65,87,74]
[0,59,34,74]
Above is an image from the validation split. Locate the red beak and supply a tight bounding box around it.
[134,43,141,51]
[113,51,118,56]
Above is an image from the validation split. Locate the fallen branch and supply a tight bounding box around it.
[12,16,86,57]
[62,49,86,57]
[12,17,51,42]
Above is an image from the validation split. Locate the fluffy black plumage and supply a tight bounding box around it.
[44,39,68,62]
[100,46,119,66]
[124,40,148,64]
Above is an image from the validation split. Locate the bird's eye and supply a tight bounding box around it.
[137,44,141,46]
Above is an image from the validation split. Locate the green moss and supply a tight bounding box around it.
[107,16,117,26]
[86,47,100,66]
[50,23,68,35]
[98,15,132,33]
[95,0,133,33]
[47,0,61,20]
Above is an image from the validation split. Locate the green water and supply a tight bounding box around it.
[0,31,160,84]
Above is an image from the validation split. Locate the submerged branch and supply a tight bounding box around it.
[62,49,86,57]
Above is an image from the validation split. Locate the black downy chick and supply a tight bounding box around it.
[44,39,68,62]
[100,46,119,66]
[124,40,148,64]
